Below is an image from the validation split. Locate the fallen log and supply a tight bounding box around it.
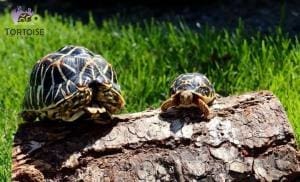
[12,91,300,181]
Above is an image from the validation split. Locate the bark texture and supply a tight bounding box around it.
[12,91,300,181]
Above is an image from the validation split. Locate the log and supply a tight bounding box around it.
[12,91,300,181]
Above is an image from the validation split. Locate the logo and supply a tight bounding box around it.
[11,6,41,25]
[5,6,45,37]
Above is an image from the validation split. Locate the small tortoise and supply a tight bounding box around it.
[161,73,216,118]
[21,45,125,123]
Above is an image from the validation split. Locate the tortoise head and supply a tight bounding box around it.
[171,73,216,105]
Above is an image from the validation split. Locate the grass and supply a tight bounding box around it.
[0,10,299,180]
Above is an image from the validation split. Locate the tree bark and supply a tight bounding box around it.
[12,91,300,182]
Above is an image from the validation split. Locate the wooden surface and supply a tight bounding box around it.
[12,91,300,181]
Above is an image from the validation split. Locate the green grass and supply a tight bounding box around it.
[0,10,299,180]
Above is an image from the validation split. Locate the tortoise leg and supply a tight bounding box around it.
[61,110,85,122]
[55,87,93,122]
[194,98,210,119]
[85,106,112,124]
[161,97,176,112]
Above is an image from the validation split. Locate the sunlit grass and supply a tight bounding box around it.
[0,10,299,180]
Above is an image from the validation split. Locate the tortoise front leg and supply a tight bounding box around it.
[85,106,113,124]
[194,98,210,119]
[161,97,176,112]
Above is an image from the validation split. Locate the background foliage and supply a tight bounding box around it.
[0,11,299,180]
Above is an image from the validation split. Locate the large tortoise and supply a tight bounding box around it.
[21,45,125,123]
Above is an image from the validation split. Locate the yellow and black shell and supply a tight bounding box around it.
[170,73,216,105]
[21,45,124,122]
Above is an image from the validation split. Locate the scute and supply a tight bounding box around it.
[70,47,85,56]
[29,63,40,86]
[62,57,85,74]
[81,62,95,82]
[65,80,77,95]
[52,66,66,84]
[46,54,63,60]
[42,63,54,92]
[58,46,75,54]
[59,63,77,81]
[44,86,54,106]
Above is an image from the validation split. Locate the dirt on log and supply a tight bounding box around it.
[12,91,300,181]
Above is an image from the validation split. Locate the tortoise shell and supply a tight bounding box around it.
[170,73,215,105]
[21,45,124,122]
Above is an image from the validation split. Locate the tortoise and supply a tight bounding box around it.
[161,73,216,118]
[17,12,32,22]
[21,45,125,123]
